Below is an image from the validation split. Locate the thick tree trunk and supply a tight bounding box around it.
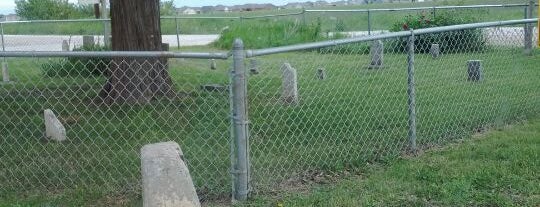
[98,0,174,104]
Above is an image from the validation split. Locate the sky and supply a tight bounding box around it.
[0,0,312,15]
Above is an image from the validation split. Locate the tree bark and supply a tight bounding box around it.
[98,0,174,105]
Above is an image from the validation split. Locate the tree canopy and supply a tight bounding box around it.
[15,0,93,20]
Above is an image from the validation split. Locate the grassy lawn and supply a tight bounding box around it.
[241,117,540,206]
[0,38,538,207]
[1,0,536,35]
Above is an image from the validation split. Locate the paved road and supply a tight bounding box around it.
[0,27,537,51]
[0,34,220,51]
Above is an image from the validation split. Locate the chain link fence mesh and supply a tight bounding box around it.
[0,20,538,203]
[0,56,233,201]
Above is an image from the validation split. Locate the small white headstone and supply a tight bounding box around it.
[210,59,216,70]
[430,44,440,58]
[281,63,298,104]
[44,109,66,141]
[369,40,384,68]
[2,62,9,82]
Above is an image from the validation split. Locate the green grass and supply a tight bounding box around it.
[241,118,540,206]
[2,0,537,35]
[0,43,538,206]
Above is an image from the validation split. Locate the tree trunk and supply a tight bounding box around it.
[98,0,174,105]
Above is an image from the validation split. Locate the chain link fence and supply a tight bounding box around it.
[0,18,538,204]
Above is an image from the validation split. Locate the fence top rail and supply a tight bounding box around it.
[246,18,538,58]
[305,3,533,13]
[0,51,231,59]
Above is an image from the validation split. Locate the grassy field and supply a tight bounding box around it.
[1,0,537,35]
[241,117,540,206]
[0,34,538,206]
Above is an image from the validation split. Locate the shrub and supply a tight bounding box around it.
[390,10,487,53]
[213,18,324,49]
[42,45,111,77]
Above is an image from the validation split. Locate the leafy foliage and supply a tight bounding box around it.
[15,0,93,20]
[390,10,487,53]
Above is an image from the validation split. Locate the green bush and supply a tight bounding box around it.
[213,19,324,49]
[390,10,487,53]
[42,45,111,77]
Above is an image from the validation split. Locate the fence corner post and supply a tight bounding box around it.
[524,0,535,55]
[407,30,417,153]
[231,38,250,202]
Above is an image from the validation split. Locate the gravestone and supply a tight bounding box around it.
[281,63,298,104]
[61,40,70,51]
[82,35,95,47]
[44,109,66,141]
[430,44,440,58]
[317,68,326,80]
[369,40,384,69]
[141,141,201,207]
[467,60,483,81]
[2,62,9,83]
[210,59,216,70]
[249,59,259,75]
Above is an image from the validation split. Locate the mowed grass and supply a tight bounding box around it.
[241,117,540,207]
[0,43,538,206]
[1,0,537,35]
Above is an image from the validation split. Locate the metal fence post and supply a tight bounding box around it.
[1,22,8,83]
[100,0,110,47]
[407,30,417,152]
[231,38,250,201]
[367,10,372,35]
[432,6,436,19]
[524,0,534,55]
[175,15,181,49]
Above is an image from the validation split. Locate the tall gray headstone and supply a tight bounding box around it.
[467,60,483,82]
[281,63,298,104]
[430,44,440,58]
[369,40,384,69]
[61,40,70,51]
[141,141,201,207]
[44,109,66,141]
[82,35,95,47]
[2,62,9,83]
[249,59,259,75]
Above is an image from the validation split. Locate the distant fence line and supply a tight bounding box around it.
[0,3,538,48]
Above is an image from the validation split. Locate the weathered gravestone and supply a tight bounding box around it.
[430,44,440,58]
[281,63,298,104]
[44,109,66,141]
[249,59,259,75]
[141,141,200,207]
[368,40,384,69]
[317,68,326,80]
[210,59,217,70]
[83,35,95,47]
[467,60,483,82]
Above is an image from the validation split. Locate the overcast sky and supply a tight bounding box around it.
[0,0,312,15]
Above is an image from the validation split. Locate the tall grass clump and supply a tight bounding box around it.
[42,45,110,77]
[213,19,324,49]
